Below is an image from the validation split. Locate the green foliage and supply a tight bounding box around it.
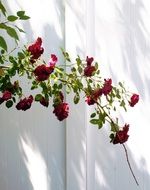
[0,36,7,51]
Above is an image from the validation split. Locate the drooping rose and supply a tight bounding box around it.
[102,78,112,95]
[27,37,44,62]
[129,94,139,107]
[84,66,96,77]
[2,90,12,101]
[34,64,54,81]
[16,95,33,111]
[40,97,49,107]
[53,102,69,121]
[113,124,129,144]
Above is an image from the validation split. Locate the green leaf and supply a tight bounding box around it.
[110,122,119,132]
[35,94,43,101]
[19,15,30,20]
[109,133,115,143]
[90,113,96,118]
[90,119,100,125]
[0,2,6,16]
[18,52,25,59]
[0,23,8,30]
[6,26,19,41]
[15,25,25,33]
[95,62,98,70]
[58,83,63,89]
[98,122,103,129]
[71,67,76,72]
[17,11,25,17]
[0,36,7,51]
[7,15,18,22]
[6,100,13,108]
[76,57,81,66]
[78,66,82,74]
[74,94,80,104]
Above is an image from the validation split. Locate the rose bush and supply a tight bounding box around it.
[0,1,140,185]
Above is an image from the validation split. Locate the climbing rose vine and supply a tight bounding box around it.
[0,1,140,186]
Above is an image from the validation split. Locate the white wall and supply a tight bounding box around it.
[0,0,150,190]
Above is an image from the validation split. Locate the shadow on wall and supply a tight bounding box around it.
[92,0,150,190]
[0,0,66,190]
[113,0,150,100]
[88,127,150,190]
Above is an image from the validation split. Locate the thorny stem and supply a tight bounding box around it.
[122,144,139,186]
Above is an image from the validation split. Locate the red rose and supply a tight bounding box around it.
[86,88,102,105]
[102,78,112,95]
[84,66,96,77]
[40,97,49,107]
[129,94,139,107]
[86,56,94,66]
[2,90,12,100]
[27,37,44,62]
[113,124,129,144]
[53,102,69,121]
[85,96,96,105]
[34,64,54,81]
[16,95,33,111]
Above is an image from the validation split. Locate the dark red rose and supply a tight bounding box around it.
[53,102,69,121]
[86,88,102,105]
[27,37,44,62]
[34,64,54,81]
[40,97,49,107]
[84,66,96,77]
[113,124,129,144]
[84,56,96,77]
[102,78,112,95]
[16,95,33,111]
[85,96,96,105]
[2,90,12,100]
[86,56,94,66]
[129,94,139,107]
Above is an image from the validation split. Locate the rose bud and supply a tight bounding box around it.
[129,94,139,107]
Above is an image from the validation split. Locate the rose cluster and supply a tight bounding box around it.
[0,37,140,144]
[86,78,112,105]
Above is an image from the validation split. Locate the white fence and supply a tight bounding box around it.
[0,0,150,189]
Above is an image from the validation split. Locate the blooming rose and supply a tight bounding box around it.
[53,102,69,121]
[2,90,12,101]
[16,95,33,111]
[27,37,44,62]
[34,64,54,81]
[102,79,112,95]
[40,97,49,107]
[113,124,129,144]
[84,56,96,77]
[129,94,139,107]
